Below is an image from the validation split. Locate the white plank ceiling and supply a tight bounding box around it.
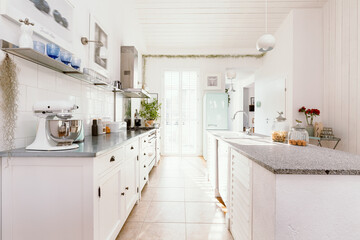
[135,0,327,51]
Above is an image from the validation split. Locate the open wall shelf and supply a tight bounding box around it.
[2,47,120,92]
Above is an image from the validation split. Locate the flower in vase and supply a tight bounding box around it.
[298,107,320,125]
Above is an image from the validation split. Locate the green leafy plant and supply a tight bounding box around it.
[225,88,231,105]
[139,99,162,121]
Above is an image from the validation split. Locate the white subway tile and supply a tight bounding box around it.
[13,57,38,87]
[17,84,27,112]
[37,66,56,91]
[14,138,26,149]
[15,112,38,139]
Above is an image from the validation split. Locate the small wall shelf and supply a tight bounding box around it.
[2,47,119,92]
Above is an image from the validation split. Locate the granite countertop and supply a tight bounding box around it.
[0,129,155,158]
[209,130,360,175]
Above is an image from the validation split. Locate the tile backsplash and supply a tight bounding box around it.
[0,51,119,151]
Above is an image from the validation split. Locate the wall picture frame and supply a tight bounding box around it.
[205,73,221,90]
[89,14,109,78]
[0,0,74,51]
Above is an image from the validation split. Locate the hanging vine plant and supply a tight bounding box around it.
[0,54,19,155]
[141,53,266,89]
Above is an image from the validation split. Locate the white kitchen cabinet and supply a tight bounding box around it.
[124,141,138,216]
[206,132,217,189]
[155,128,161,165]
[1,135,148,240]
[98,168,121,240]
[229,148,252,240]
[139,130,157,193]
[218,140,230,206]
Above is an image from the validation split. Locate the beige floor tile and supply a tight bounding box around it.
[150,178,185,188]
[152,187,185,202]
[145,202,185,223]
[138,223,186,240]
[185,187,217,202]
[157,170,185,178]
[116,221,142,240]
[186,223,234,240]
[185,178,214,189]
[185,202,226,224]
[140,185,156,202]
[127,201,151,222]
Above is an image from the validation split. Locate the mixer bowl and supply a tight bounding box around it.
[46,119,82,146]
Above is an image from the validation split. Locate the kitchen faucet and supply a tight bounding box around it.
[232,110,252,135]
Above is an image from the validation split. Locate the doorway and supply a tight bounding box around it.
[162,71,200,156]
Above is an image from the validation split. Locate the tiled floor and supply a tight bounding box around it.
[116,157,234,240]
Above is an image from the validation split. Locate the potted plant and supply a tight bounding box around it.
[298,106,320,137]
[139,99,161,127]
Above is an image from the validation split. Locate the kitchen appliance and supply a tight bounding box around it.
[203,93,229,160]
[26,101,82,151]
[120,46,151,98]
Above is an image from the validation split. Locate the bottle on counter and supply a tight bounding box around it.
[92,119,98,136]
[134,109,141,127]
[98,119,105,135]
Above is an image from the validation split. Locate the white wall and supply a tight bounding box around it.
[323,0,360,154]
[255,12,293,135]
[0,0,145,151]
[255,9,323,135]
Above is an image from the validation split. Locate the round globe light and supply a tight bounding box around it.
[256,34,276,52]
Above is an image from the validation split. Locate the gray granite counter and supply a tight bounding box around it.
[0,129,154,158]
[209,130,360,175]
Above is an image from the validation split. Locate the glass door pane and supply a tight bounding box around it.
[164,71,180,155]
[181,71,198,155]
[163,71,198,156]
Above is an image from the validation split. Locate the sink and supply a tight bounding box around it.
[215,131,255,139]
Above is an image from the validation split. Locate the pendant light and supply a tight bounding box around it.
[256,0,276,52]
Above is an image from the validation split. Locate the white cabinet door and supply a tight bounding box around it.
[125,156,138,216]
[218,140,230,206]
[206,133,217,189]
[230,149,252,240]
[98,170,121,240]
[119,167,127,227]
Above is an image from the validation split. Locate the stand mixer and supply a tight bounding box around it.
[26,101,83,151]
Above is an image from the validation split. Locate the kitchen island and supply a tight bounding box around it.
[0,129,159,240]
[207,130,360,240]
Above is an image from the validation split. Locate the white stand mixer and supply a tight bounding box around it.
[26,101,82,151]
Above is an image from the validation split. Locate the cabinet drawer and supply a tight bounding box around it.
[125,141,139,159]
[95,147,125,176]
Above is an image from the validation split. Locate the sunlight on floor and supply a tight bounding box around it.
[116,156,233,240]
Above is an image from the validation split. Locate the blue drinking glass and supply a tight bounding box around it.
[71,56,81,70]
[60,50,72,65]
[46,43,60,59]
[33,41,45,54]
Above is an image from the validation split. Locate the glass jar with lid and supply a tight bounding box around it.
[271,112,289,143]
[288,121,309,146]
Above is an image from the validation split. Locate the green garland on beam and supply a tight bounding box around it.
[141,53,266,89]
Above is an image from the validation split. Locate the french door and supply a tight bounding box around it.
[163,71,199,156]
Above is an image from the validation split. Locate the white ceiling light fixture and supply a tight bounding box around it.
[256,0,276,52]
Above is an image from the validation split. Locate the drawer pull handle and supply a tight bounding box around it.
[144,140,146,143]
[121,192,125,196]
[110,156,115,162]
[144,153,146,156]
[125,187,129,190]
[131,146,134,150]
[144,165,146,168]
[144,177,147,180]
